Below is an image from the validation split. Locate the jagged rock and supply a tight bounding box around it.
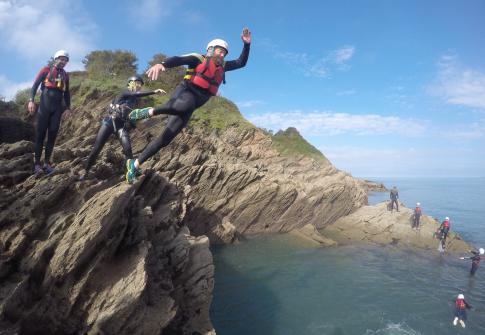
[321,201,471,253]
[0,117,34,144]
[290,224,337,246]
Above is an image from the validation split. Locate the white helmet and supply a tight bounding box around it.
[416,202,420,206]
[207,39,229,54]
[54,50,69,60]
[445,217,449,221]
[479,248,484,255]
[458,294,464,299]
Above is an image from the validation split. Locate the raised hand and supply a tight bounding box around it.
[241,27,251,44]
[155,88,166,95]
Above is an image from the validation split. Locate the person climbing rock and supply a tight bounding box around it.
[79,76,165,180]
[389,186,399,212]
[412,202,422,230]
[453,294,472,328]
[28,50,71,175]
[460,248,484,276]
[125,27,251,184]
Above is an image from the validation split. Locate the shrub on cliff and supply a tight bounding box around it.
[83,50,137,80]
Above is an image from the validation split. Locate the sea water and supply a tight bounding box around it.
[210,178,485,334]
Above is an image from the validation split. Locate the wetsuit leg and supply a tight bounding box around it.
[117,127,133,159]
[471,262,478,276]
[152,88,196,116]
[138,112,192,164]
[44,107,63,163]
[85,119,114,172]
[34,103,51,165]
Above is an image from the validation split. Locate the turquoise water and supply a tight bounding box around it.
[210,178,485,334]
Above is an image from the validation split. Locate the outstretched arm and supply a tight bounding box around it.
[146,55,201,81]
[225,27,251,72]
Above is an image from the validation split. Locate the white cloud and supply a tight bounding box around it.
[248,110,426,137]
[428,54,485,109]
[319,145,485,177]
[236,100,265,108]
[0,75,31,101]
[0,0,96,67]
[126,0,173,29]
[272,45,356,78]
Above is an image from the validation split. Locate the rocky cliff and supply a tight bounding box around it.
[0,73,367,334]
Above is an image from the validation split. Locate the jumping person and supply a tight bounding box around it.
[460,248,485,276]
[125,27,251,183]
[79,76,165,180]
[453,294,472,328]
[28,50,71,175]
[412,202,422,230]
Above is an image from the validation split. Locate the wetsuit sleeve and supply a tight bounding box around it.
[161,55,200,68]
[64,73,71,109]
[465,301,472,309]
[224,43,250,72]
[126,90,158,98]
[30,66,49,101]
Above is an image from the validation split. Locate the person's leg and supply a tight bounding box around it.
[43,107,63,173]
[470,263,478,276]
[34,101,50,170]
[117,127,133,160]
[84,119,114,174]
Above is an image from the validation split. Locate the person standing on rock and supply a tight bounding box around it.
[453,293,472,328]
[389,186,399,212]
[437,217,451,250]
[79,76,166,181]
[460,248,485,276]
[28,50,71,175]
[412,202,422,230]
[124,27,251,184]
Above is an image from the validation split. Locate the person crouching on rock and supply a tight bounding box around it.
[437,217,450,250]
[28,50,71,176]
[453,294,472,328]
[461,248,485,276]
[389,186,399,212]
[124,27,251,184]
[412,202,422,230]
[79,76,166,181]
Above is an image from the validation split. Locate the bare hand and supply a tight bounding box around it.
[241,27,251,44]
[27,101,36,115]
[62,109,72,120]
[155,88,166,95]
[146,64,166,81]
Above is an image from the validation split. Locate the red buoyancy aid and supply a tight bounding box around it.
[190,57,224,95]
[43,66,68,91]
[455,298,466,310]
[415,207,421,215]
[443,220,450,228]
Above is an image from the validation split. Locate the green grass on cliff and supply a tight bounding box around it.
[271,127,326,161]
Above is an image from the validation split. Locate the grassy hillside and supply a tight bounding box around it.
[271,127,326,161]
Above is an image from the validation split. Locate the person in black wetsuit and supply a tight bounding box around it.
[461,248,484,276]
[79,76,165,180]
[28,50,71,175]
[124,27,251,183]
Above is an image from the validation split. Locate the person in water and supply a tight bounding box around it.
[125,27,251,184]
[461,248,484,276]
[453,293,472,328]
[437,217,450,250]
[79,76,165,180]
[389,186,399,212]
[412,202,422,230]
[28,50,71,175]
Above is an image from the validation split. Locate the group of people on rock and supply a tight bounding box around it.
[388,186,484,328]
[27,28,251,183]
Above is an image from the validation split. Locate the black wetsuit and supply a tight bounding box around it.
[390,188,399,211]
[137,42,250,165]
[85,89,157,173]
[30,66,70,165]
[470,251,481,276]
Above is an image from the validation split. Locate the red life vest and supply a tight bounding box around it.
[189,57,224,95]
[455,298,465,310]
[43,66,68,91]
[415,207,421,215]
[443,220,450,228]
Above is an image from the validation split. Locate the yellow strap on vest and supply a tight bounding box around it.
[183,53,205,80]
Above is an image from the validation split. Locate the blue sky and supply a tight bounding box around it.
[1,0,485,177]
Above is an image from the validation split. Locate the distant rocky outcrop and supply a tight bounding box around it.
[320,201,471,253]
[359,179,388,192]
